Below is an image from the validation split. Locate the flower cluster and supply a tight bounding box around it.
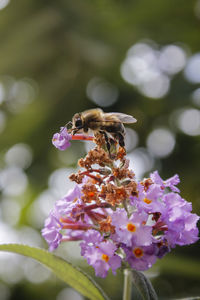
[42,127,199,278]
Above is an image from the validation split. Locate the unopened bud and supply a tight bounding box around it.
[121,179,131,186]
[99,168,111,175]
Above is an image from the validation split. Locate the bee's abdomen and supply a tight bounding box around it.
[101,122,125,133]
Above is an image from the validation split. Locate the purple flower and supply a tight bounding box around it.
[165,174,180,192]
[163,212,199,247]
[123,244,158,271]
[55,184,82,215]
[41,209,63,251]
[159,193,199,247]
[42,184,86,251]
[130,182,165,214]
[111,209,152,247]
[52,127,72,150]
[163,192,192,213]
[150,171,180,193]
[80,232,122,278]
[81,229,103,245]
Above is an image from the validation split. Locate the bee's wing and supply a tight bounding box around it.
[106,112,137,123]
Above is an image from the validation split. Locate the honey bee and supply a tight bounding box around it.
[68,108,137,151]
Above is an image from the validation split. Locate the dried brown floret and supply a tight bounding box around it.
[69,172,85,184]
[99,216,115,234]
[112,167,127,179]
[81,182,99,203]
[125,180,138,196]
[78,147,112,170]
[100,183,128,206]
[93,132,106,147]
[127,170,135,178]
[70,128,138,208]
[141,178,153,191]
[112,167,135,180]
[117,146,126,160]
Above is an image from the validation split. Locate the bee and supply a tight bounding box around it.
[68,108,137,152]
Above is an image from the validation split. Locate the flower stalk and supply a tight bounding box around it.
[123,269,132,300]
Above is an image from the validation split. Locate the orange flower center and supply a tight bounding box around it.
[88,191,95,197]
[127,223,136,232]
[133,247,144,258]
[102,254,109,262]
[143,197,152,204]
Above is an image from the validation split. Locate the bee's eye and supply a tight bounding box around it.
[75,119,82,128]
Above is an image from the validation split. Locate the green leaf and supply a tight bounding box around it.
[0,243,109,300]
[131,269,158,300]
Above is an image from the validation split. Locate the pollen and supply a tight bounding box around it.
[127,223,136,232]
[102,254,109,262]
[143,197,152,204]
[133,247,144,258]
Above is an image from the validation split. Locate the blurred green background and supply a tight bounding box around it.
[0,0,200,299]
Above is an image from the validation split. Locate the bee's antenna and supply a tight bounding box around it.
[65,121,72,129]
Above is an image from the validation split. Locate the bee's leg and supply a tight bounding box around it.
[118,133,125,147]
[71,128,80,135]
[99,131,111,153]
[112,133,125,147]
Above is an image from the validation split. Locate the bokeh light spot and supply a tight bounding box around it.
[7,79,36,113]
[16,226,43,247]
[140,73,170,99]
[0,110,6,133]
[0,83,5,104]
[57,288,83,300]
[177,108,200,136]
[27,190,56,228]
[1,198,21,226]
[194,0,200,19]
[0,167,28,196]
[124,128,139,152]
[158,45,187,75]
[86,77,118,107]
[120,41,170,99]
[127,148,154,179]
[48,168,76,198]
[0,0,9,10]
[192,88,200,107]
[0,254,24,284]
[184,53,200,83]
[146,128,175,158]
[5,143,33,169]
[24,260,51,283]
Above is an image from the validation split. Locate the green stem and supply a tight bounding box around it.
[123,269,132,300]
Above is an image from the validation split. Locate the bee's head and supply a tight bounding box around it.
[72,113,84,134]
